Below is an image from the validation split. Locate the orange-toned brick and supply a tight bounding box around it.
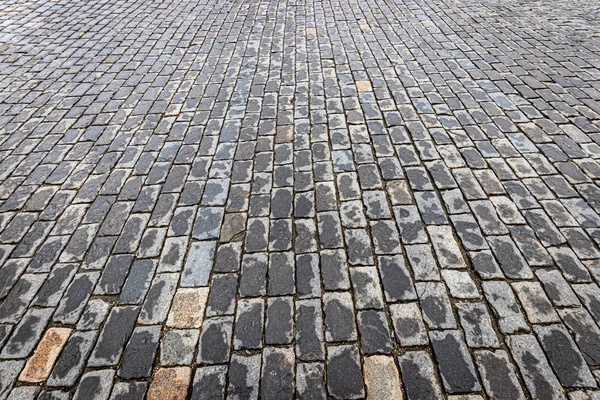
[19,327,72,383]
[147,367,191,400]
[364,355,403,400]
[166,288,209,328]
[356,80,373,92]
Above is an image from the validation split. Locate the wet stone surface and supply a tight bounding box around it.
[0,0,600,397]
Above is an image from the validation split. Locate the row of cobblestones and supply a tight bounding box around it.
[0,0,600,398]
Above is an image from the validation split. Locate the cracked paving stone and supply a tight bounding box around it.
[482,281,530,334]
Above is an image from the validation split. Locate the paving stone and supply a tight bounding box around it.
[534,324,597,388]
[265,297,294,345]
[118,259,156,304]
[32,264,77,307]
[109,382,148,400]
[390,302,428,346]
[196,316,233,364]
[416,282,457,329]
[95,255,133,295]
[559,308,600,367]
[213,242,242,273]
[160,329,199,366]
[19,327,71,382]
[398,351,444,400]
[295,253,321,299]
[76,299,111,330]
[0,360,25,399]
[239,253,268,297]
[139,272,178,324]
[427,225,467,269]
[548,247,593,283]
[1,307,53,359]
[405,244,441,280]
[233,298,264,350]
[326,345,365,399]
[320,249,351,291]
[507,335,567,399]
[260,347,295,400]
[377,255,417,301]
[72,370,115,400]
[166,288,209,328]
[350,267,385,309]
[357,310,393,354]
[266,252,294,295]
[474,350,526,400]
[512,281,560,324]
[394,206,428,244]
[181,241,216,287]
[47,330,97,387]
[88,306,139,366]
[363,355,403,400]
[147,367,191,400]
[227,354,261,400]
[441,270,479,299]
[191,366,227,400]
[536,269,581,307]
[456,302,500,348]
[0,273,46,323]
[117,325,161,379]
[296,363,326,400]
[295,299,325,361]
[482,281,529,334]
[429,330,481,393]
[573,283,600,324]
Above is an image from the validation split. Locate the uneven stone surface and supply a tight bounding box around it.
[0,0,599,397]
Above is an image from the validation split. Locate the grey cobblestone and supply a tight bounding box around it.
[0,0,599,396]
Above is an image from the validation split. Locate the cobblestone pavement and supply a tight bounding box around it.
[0,0,600,398]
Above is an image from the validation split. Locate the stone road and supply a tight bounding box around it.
[0,0,599,398]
